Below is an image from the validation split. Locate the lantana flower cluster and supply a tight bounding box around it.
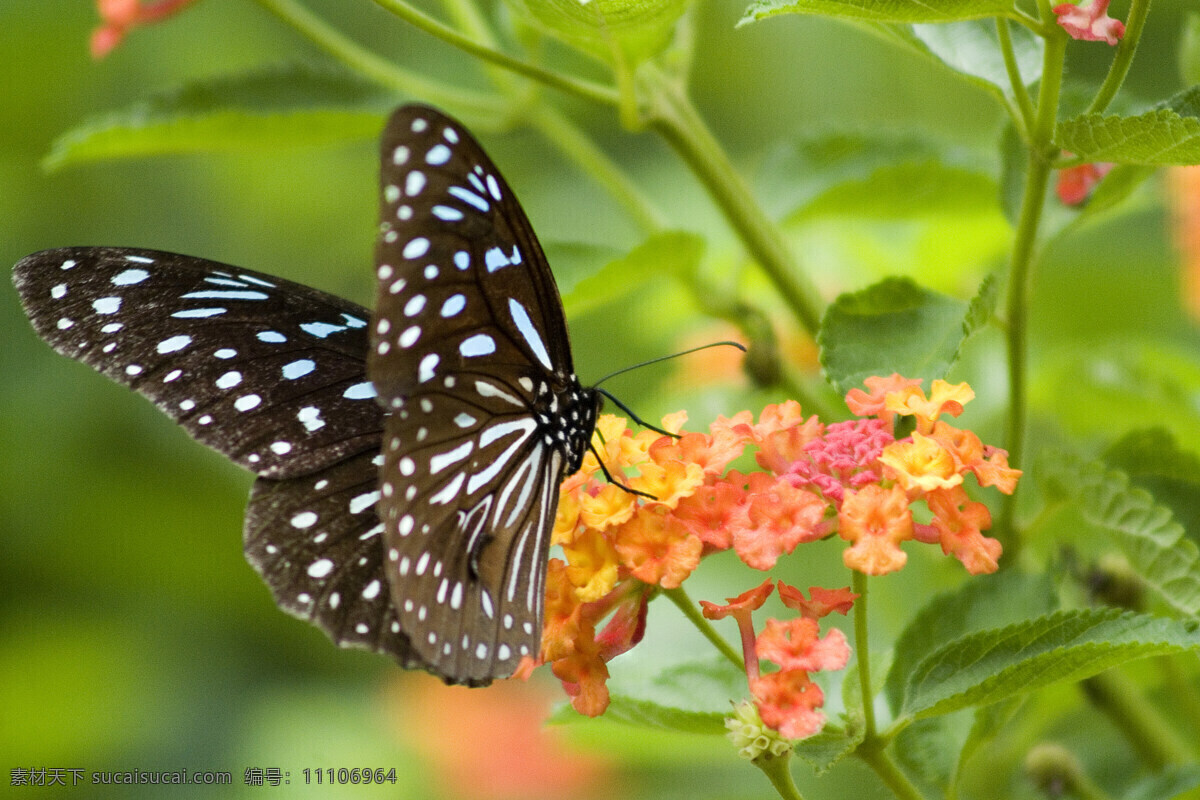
[528,375,1020,741]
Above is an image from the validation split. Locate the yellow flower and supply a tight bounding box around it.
[879,431,963,493]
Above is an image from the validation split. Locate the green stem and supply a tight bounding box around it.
[250,0,497,111]
[852,570,876,738]
[663,586,745,672]
[754,752,807,800]
[1081,671,1192,767]
[1086,0,1153,115]
[856,739,928,800]
[370,0,619,107]
[999,28,1066,550]
[995,19,1035,139]
[642,70,824,335]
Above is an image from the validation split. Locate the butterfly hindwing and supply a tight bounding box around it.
[13,247,383,479]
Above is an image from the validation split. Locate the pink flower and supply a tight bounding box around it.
[1053,0,1125,45]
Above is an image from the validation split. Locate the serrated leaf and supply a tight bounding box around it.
[561,231,703,317]
[884,570,1056,714]
[1040,453,1200,616]
[504,0,689,64]
[962,273,999,337]
[740,0,1018,24]
[45,64,395,169]
[1057,86,1200,166]
[899,609,1200,719]
[818,278,967,395]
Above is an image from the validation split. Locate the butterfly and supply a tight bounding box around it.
[13,104,601,686]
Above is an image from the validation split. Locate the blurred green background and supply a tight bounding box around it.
[3,1,1198,799]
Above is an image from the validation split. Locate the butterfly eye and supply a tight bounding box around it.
[12,104,600,686]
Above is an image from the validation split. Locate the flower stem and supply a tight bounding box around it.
[754,751,807,800]
[1086,0,1153,115]
[999,26,1067,550]
[663,586,745,672]
[641,68,824,335]
[856,738,928,800]
[852,570,876,738]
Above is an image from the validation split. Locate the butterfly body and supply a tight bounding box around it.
[13,105,596,686]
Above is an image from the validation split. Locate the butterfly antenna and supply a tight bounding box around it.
[593,340,746,387]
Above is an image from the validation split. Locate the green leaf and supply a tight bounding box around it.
[1057,87,1200,166]
[504,0,690,64]
[899,609,1200,719]
[884,570,1057,714]
[560,231,703,317]
[740,0,1018,24]
[45,64,395,169]
[1039,453,1200,616]
[818,278,968,395]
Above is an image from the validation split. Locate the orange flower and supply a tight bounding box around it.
[844,373,923,421]
[838,484,913,575]
[672,481,747,551]
[612,507,702,589]
[751,671,827,740]
[552,489,581,544]
[735,476,828,569]
[756,617,851,673]
[777,583,858,619]
[926,486,1003,574]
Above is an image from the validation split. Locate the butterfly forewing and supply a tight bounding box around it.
[368,106,599,681]
[13,247,383,479]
